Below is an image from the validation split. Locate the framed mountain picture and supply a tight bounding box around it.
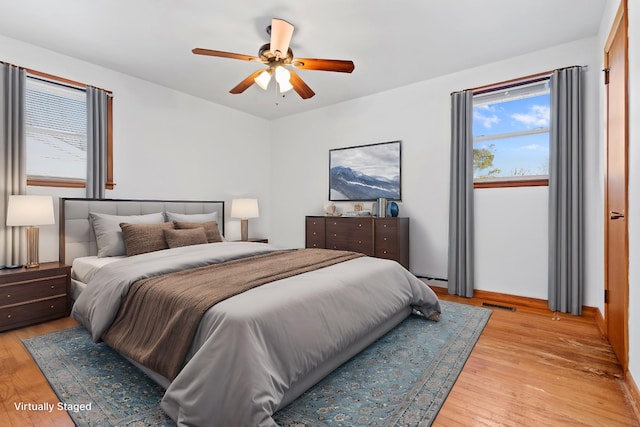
[329,140,401,201]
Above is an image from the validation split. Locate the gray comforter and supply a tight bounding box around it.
[72,242,441,427]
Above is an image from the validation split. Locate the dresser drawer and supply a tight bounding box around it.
[305,217,325,248]
[0,296,68,331]
[0,275,67,307]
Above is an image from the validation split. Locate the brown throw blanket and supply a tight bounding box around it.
[102,248,364,380]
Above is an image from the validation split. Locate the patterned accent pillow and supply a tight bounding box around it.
[164,227,208,249]
[173,221,223,243]
[119,222,174,256]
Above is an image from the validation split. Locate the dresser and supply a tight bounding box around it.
[305,216,410,269]
[0,262,71,332]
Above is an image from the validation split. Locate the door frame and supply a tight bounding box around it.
[603,0,629,372]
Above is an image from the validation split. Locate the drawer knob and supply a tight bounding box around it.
[384,224,388,228]
[50,305,55,309]
[6,294,10,298]
[358,241,361,244]
[384,237,387,241]
[383,250,388,254]
[358,224,362,227]
[7,314,11,319]
[313,232,316,235]
[51,285,55,289]
[333,234,337,237]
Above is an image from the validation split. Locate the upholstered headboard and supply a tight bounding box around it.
[59,198,225,264]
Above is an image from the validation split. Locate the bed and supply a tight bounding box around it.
[60,198,441,427]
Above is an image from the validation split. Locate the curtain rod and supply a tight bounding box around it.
[457,64,588,96]
[1,60,113,96]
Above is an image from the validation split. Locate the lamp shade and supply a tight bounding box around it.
[231,199,259,219]
[6,195,55,226]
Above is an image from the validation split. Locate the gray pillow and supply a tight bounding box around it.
[165,211,218,223]
[89,212,165,257]
[164,227,208,249]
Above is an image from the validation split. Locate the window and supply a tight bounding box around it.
[25,71,114,189]
[472,77,550,188]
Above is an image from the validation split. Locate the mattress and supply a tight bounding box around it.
[71,256,124,300]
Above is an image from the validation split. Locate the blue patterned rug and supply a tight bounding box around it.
[22,300,490,426]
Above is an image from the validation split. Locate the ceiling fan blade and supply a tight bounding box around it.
[229,70,264,94]
[288,70,315,99]
[292,58,355,73]
[270,18,294,59]
[192,48,260,62]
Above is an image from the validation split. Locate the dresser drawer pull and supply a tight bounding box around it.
[51,285,55,289]
[7,314,11,319]
[383,250,388,254]
[6,294,10,298]
[383,237,387,241]
[384,224,388,228]
[358,223,362,227]
[333,234,337,237]
[313,232,316,235]
[50,305,55,309]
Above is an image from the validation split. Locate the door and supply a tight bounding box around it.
[604,0,628,371]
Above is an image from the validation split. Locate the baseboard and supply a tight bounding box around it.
[624,372,640,424]
[429,285,599,319]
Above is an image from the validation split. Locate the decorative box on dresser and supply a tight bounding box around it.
[305,216,410,269]
[0,262,71,332]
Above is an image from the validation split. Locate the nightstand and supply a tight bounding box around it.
[0,262,71,332]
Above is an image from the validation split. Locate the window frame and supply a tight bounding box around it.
[24,68,115,190]
[471,72,551,189]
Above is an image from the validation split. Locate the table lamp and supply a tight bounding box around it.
[231,198,259,241]
[6,195,55,268]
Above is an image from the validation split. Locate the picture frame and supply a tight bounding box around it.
[329,140,401,201]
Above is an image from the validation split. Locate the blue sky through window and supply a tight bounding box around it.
[473,93,550,178]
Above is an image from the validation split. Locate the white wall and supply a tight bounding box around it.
[1,34,271,261]
[270,37,601,305]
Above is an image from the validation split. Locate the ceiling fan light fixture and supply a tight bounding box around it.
[274,66,293,93]
[254,69,272,90]
[270,18,294,58]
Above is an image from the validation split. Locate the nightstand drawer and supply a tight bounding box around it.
[0,295,68,330]
[0,275,67,307]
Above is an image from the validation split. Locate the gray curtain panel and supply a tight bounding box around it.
[448,90,475,297]
[0,63,26,266]
[548,66,584,315]
[86,86,108,199]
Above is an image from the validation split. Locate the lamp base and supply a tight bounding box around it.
[25,226,40,269]
[240,219,249,241]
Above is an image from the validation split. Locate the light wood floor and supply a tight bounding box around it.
[1,292,637,426]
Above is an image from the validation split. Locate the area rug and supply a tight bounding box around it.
[22,300,490,426]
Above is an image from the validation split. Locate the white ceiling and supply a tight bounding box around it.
[0,0,606,120]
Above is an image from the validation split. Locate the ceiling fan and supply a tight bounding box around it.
[192,18,355,99]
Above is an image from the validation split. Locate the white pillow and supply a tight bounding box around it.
[89,212,165,257]
[165,211,218,223]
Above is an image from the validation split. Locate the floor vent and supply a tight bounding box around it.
[482,302,516,311]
